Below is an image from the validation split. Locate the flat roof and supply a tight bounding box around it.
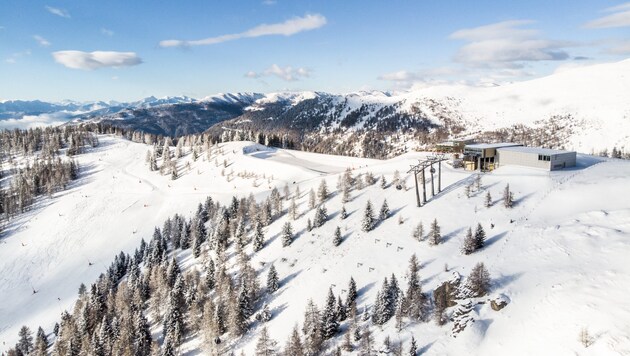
[465,143,521,149]
[496,146,575,155]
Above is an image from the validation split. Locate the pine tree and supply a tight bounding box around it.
[341,184,351,203]
[503,184,514,208]
[314,204,328,228]
[474,223,486,250]
[461,227,475,255]
[253,222,265,252]
[342,331,353,351]
[359,328,375,355]
[255,327,277,356]
[267,264,279,293]
[372,278,393,325]
[34,326,48,355]
[257,302,272,323]
[322,288,339,339]
[412,222,424,241]
[467,262,491,297]
[289,197,298,220]
[333,226,342,246]
[282,221,293,247]
[17,326,33,355]
[485,191,492,207]
[346,277,358,311]
[405,254,427,321]
[380,175,387,189]
[340,205,347,220]
[308,189,316,210]
[362,200,375,232]
[317,179,329,203]
[379,199,390,221]
[464,183,472,198]
[428,219,441,245]
[307,218,313,232]
[284,325,304,356]
[336,296,346,322]
[302,299,323,355]
[408,336,417,356]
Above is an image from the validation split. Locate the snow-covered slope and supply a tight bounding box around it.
[1,135,629,355]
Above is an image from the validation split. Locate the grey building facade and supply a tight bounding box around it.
[496,146,576,171]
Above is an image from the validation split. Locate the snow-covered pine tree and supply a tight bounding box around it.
[340,205,347,219]
[428,219,441,245]
[464,182,472,198]
[346,277,358,311]
[359,327,375,355]
[503,183,514,208]
[341,184,351,203]
[413,222,424,241]
[405,254,427,321]
[379,199,390,221]
[314,204,328,228]
[461,227,475,255]
[362,200,375,232]
[255,326,277,356]
[289,197,298,220]
[253,221,265,252]
[485,191,492,208]
[467,262,491,297]
[336,296,347,322]
[333,226,342,246]
[308,189,317,210]
[16,326,33,355]
[284,325,304,356]
[317,179,329,203]
[380,175,387,189]
[372,278,393,325]
[302,299,323,355]
[267,264,279,293]
[409,336,417,356]
[474,223,486,250]
[322,288,339,339]
[307,218,313,232]
[282,221,293,247]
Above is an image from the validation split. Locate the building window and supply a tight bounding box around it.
[538,155,550,161]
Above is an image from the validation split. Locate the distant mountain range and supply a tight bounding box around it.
[2,59,629,156]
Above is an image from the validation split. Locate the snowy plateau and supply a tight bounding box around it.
[1,133,630,355]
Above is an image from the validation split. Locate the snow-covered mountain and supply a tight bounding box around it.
[3,59,629,155]
[1,134,629,355]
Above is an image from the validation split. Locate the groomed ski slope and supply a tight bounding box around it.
[1,135,630,355]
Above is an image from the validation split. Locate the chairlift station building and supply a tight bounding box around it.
[462,143,576,171]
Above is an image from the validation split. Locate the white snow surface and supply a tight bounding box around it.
[1,135,630,355]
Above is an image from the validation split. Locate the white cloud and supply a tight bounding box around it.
[262,0,277,5]
[450,20,571,68]
[160,13,326,48]
[245,64,311,81]
[52,50,143,70]
[0,112,71,130]
[607,40,630,54]
[5,50,31,64]
[33,35,51,47]
[585,2,630,28]
[101,28,114,36]
[45,5,70,18]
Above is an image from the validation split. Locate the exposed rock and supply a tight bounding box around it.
[490,294,510,311]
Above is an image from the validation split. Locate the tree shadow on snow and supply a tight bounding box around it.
[484,231,508,248]
[442,227,467,243]
[418,341,435,354]
[493,272,523,289]
[357,282,376,304]
[514,192,535,206]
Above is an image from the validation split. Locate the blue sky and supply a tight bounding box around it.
[1,0,629,101]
